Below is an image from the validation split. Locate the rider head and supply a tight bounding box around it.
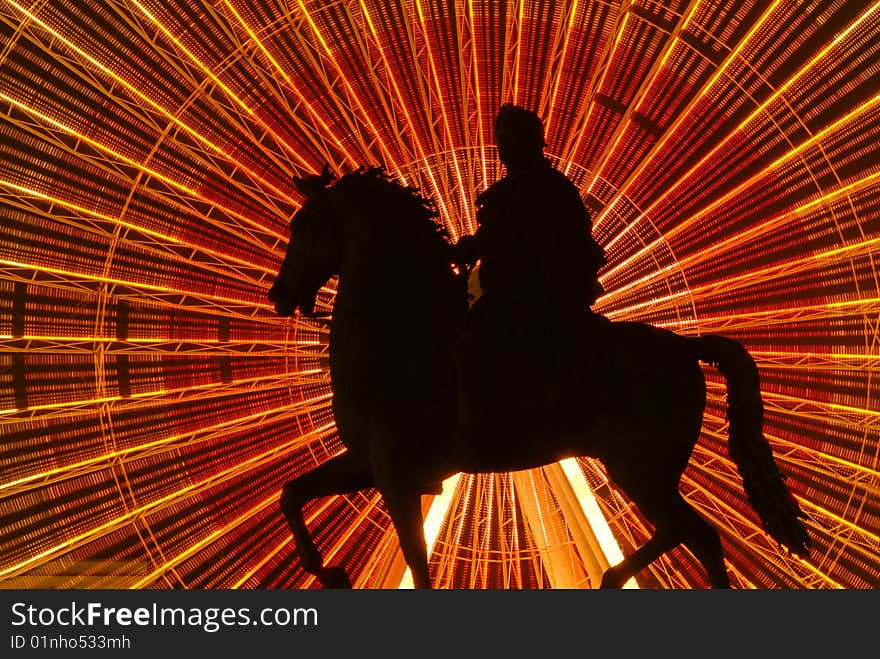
[494,104,546,172]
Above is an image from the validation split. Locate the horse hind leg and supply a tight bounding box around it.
[600,490,730,589]
[600,529,679,589]
[671,493,730,588]
[279,452,374,588]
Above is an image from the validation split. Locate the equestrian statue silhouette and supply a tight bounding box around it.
[267,161,811,589]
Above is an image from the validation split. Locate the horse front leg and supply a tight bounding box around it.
[380,486,431,589]
[599,531,677,588]
[279,452,374,588]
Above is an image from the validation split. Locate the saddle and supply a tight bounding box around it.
[455,299,604,442]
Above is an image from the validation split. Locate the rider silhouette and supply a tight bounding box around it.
[456,104,606,441]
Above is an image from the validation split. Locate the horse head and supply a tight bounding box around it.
[268,165,341,317]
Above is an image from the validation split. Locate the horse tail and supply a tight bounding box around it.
[692,335,811,558]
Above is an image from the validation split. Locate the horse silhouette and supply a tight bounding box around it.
[268,165,811,589]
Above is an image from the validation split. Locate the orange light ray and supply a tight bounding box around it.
[601,94,880,276]
[294,0,404,179]
[0,395,332,495]
[129,0,319,173]
[0,179,283,271]
[543,0,579,143]
[582,0,701,196]
[0,257,276,308]
[595,0,880,232]
[0,370,325,420]
[220,0,359,168]
[0,93,289,239]
[591,0,819,231]
[357,0,455,232]
[0,420,337,579]
[4,0,301,206]
[413,0,473,236]
[467,0,488,213]
[563,9,630,174]
[598,169,880,308]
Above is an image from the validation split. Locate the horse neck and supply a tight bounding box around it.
[335,209,455,317]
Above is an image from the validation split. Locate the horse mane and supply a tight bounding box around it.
[323,166,460,273]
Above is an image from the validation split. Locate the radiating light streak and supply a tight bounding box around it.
[467,0,488,206]
[582,0,701,196]
[294,0,404,179]
[543,0,579,143]
[590,0,784,227]
[563,7,631,173]
[687,434,880,552]
[0,258,273,308]
[129,0,318,173]
[559,458,637,588]
[0,370,325,419]
[0,395,333,496]
[3,0,301,206]
[512,0,525,104]
[0,93,289,239]
[413,0,473,235]
[0,421,337,579]
[596,0,880,231]
[135,485,380,589]
[131,492,281,588]
[397,473,461,589]
[599,169,880,306]
[680,470,825,589]
[220,0,359,168]
[763,390,880,420]
[601,96,880,276]
[0,179,282,271]
[700,418,880,491]
[357,0,455,234]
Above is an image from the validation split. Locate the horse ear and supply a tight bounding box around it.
[293,164,336,197]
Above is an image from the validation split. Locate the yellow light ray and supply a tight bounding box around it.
[357,0,455,232]
[0,370,324,419]
[583,0,701,196]
[413,0,473,235]
[467,0,489,208]
[0,93,289,239]
[135,486,381,589]
[398,473,461,589]
[599,169,880,306]
[559,458,637,588]
[0,395,332,495]
[543,0,579,142]
[0,179,282,270]
[0,421,337,579]
[597,0,880,232]
[231,493,342,589]
[601,95,880,277]
[4,0,301,206]
[129,0,318,173]
[0,258,275,308]
[591,0,783,227]
[294,0,403,178]
[564,9,630,171]
[512,0,525,104]
[220,0,359,168]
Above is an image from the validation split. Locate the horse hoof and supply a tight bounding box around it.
[318,567,352,589]
[599,568,623,589]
